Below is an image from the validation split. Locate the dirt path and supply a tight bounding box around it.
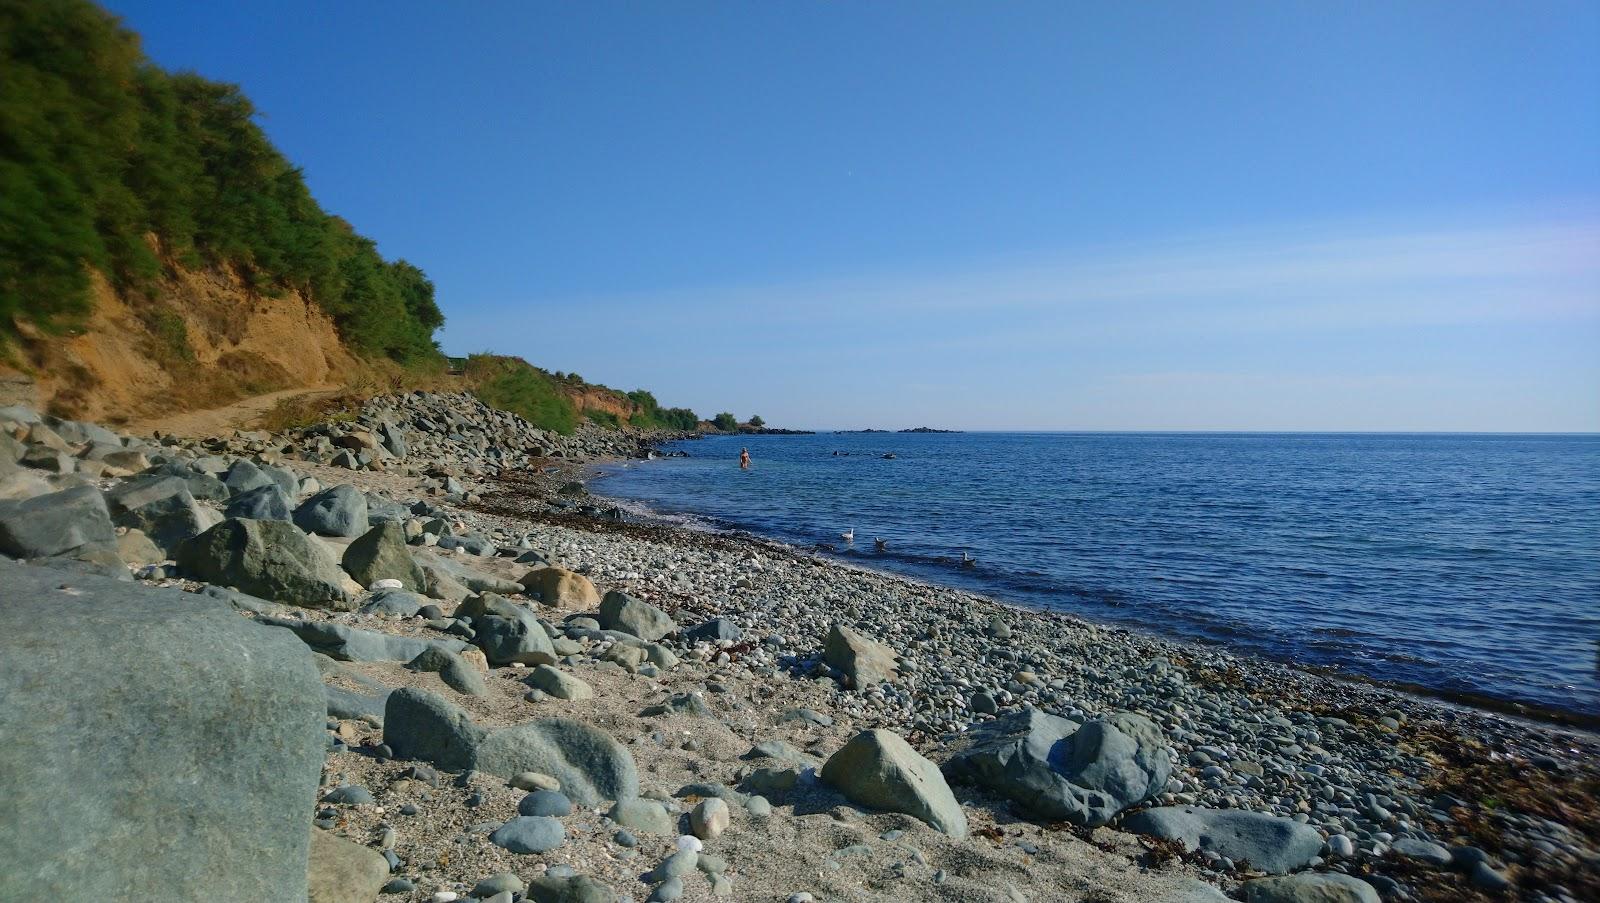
[128,384,343,438]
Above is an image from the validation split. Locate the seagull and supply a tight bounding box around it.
[874,537,888,552]
[960,551,976,568]
[840,528,855,542]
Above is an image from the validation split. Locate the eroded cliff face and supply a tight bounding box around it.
[2,264,358,424]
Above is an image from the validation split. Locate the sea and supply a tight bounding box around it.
[594,431,1600,720]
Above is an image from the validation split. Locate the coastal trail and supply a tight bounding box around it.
[127,383,344,438]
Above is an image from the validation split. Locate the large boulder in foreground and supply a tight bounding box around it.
[0,484,117,561]
[342,522,425,590]
[824,622,899,687]
[821,729,967,838]
[177,517,352,609]
[0,562,325,900]
[383,688,638,806]
[1123,806,1325,874]
[598,590,677,641]
[520,566,600,609]
[942,709,1170,827]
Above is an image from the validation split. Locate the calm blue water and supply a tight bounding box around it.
[596,433,1600,718]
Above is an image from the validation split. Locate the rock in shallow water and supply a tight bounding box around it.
[0,562,326,901]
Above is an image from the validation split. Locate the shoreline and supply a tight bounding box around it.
[579,458,1600,733]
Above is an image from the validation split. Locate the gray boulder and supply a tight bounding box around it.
[459,593,555,666]
[294,484,370,537]
[490,816,565,854]
[1244,874,1381,903]
[525,874,615,903]
[0,485,117,560]
[225,483,294,521]
[0,563,325,900]
[106,475,218,550]
[382,689,637,805]
[1123,806,1326,874]
[607,798,675,835]
[415,549,524,594]
[824,623,899,687]
[262,618,466,663]
[307,829,390,903]
[527,664,594,700]
[407,647,488,696]
[685,617,742,642]
[342,522,425,590]
[942,709,1171,827]
[821,729,967,838]
[359,588,427,617]
[598,590,677,641]
[139,460,229,501]
[223,458,277,496]
[177,518,352,608]
[20,444,74,473]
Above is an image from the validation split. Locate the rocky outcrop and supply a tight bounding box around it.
[0,563,325,900]
[942,709,1170,827]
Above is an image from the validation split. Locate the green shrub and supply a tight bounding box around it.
[465,354,577,435]
[712,412,739,432]
[585,409,620,429]
[749,414,764,428]
[0,0,443,364]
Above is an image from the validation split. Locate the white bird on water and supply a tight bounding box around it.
[840,528,855,542]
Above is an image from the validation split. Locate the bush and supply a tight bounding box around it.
[0,0,443,364]
[626,388,698,431]
[585,409,620,429]
[712,412,739,432]
[465,354,577,435]
[749,414,764,428]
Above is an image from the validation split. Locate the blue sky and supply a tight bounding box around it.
[106,1,1599,430]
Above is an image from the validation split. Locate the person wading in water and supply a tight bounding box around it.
[739,447,751,470]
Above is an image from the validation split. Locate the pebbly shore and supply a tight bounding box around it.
[1,391,1595,903]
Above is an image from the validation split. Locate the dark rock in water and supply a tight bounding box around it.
[0,563,325,901]
[382,688,638,805]
[685,617,742,643]
[1244,873,1380,903]
[293,484,370,538]
[262,617,466,663]
[307,829,390,903]
[342,522,426,590]
[490,815,566,853]
[176,518,351,609]
[0,484,118,560]
[407,646,488,696]
[1122,806,1324,874]
[943,709,1171,827]
[824,623,899,687]
[821,729,967,838]
[224,483,294,521]
[599,590,678,642]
